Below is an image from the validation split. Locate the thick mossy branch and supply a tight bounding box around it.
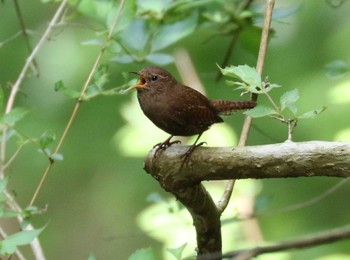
[144,141,350,186]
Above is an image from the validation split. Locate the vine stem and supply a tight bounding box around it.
[217,0,275,213]
[29,0,126,207]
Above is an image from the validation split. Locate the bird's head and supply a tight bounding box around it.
[127,67,176,92]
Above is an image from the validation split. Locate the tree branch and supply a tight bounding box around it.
[144,141,349,187]
[143,141,349,258]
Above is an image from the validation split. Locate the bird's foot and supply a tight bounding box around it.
[154,140,181,150]
[153,136,181,157]
[181,141,206,166]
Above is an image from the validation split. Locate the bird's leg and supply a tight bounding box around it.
[154,135,181,156]
[181,133,205,165]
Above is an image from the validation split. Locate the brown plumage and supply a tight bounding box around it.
[129,67,256,161]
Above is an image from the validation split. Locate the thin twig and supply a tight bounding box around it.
[222,225,350,259]
[215,0,255,81]
[0,1,69,259]
[215,28,241,81]
[29,0,126,207]
[0,0,69,169]
[259,179,350,217]
[217,0,275,213]
[13,0,39,76]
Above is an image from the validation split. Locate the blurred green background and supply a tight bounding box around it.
[1,0,350,259]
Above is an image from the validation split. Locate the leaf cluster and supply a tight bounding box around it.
[0,177,45,256]
[219,65,326,140]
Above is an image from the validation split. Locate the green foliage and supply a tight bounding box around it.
[55,65,126,100]
[0,178,45,256]
[0,227,45,256]
[218,64,280,93]
[280,88,300,115]
[0,108,30,129]
[39,130,57,149]
[220,64,326,140]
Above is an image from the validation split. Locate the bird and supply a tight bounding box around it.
[128,66,256,162]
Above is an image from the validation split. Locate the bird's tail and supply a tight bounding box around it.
[210,100,256,115]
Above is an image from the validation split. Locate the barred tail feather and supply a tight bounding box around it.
[210,100,256,115]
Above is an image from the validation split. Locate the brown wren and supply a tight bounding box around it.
[128,67,256,161]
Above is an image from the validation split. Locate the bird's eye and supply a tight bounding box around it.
[151,75,158,81]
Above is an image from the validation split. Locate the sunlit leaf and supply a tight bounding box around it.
[280,89,299,115]
[0,226,45,255]
[219,64,263,93]
[298,106,327,119]
[244,105,278,118]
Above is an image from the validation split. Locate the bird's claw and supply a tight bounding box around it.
[154,140,181,149]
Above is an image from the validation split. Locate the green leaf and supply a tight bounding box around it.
[280,89,299,115]
[110,55,134,64]
[325,60,350,78]
[83,85,101,100]
[1,108,30,126]
[0,227,45,255]
[136,0,172,19]
[151,11,198,52]
[39,130,56,148]
[80,38,105,46]
[166,243,187,260]
[93,65,110,89]
[146,53,173,65]
[298,106,327,119]
[54,80,81,99]
[118,19,150,52]
[244,105,278,118]
[219,64,262,93]
[128,248,156,260]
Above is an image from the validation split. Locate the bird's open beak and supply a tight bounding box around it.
[126,71,146,91]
